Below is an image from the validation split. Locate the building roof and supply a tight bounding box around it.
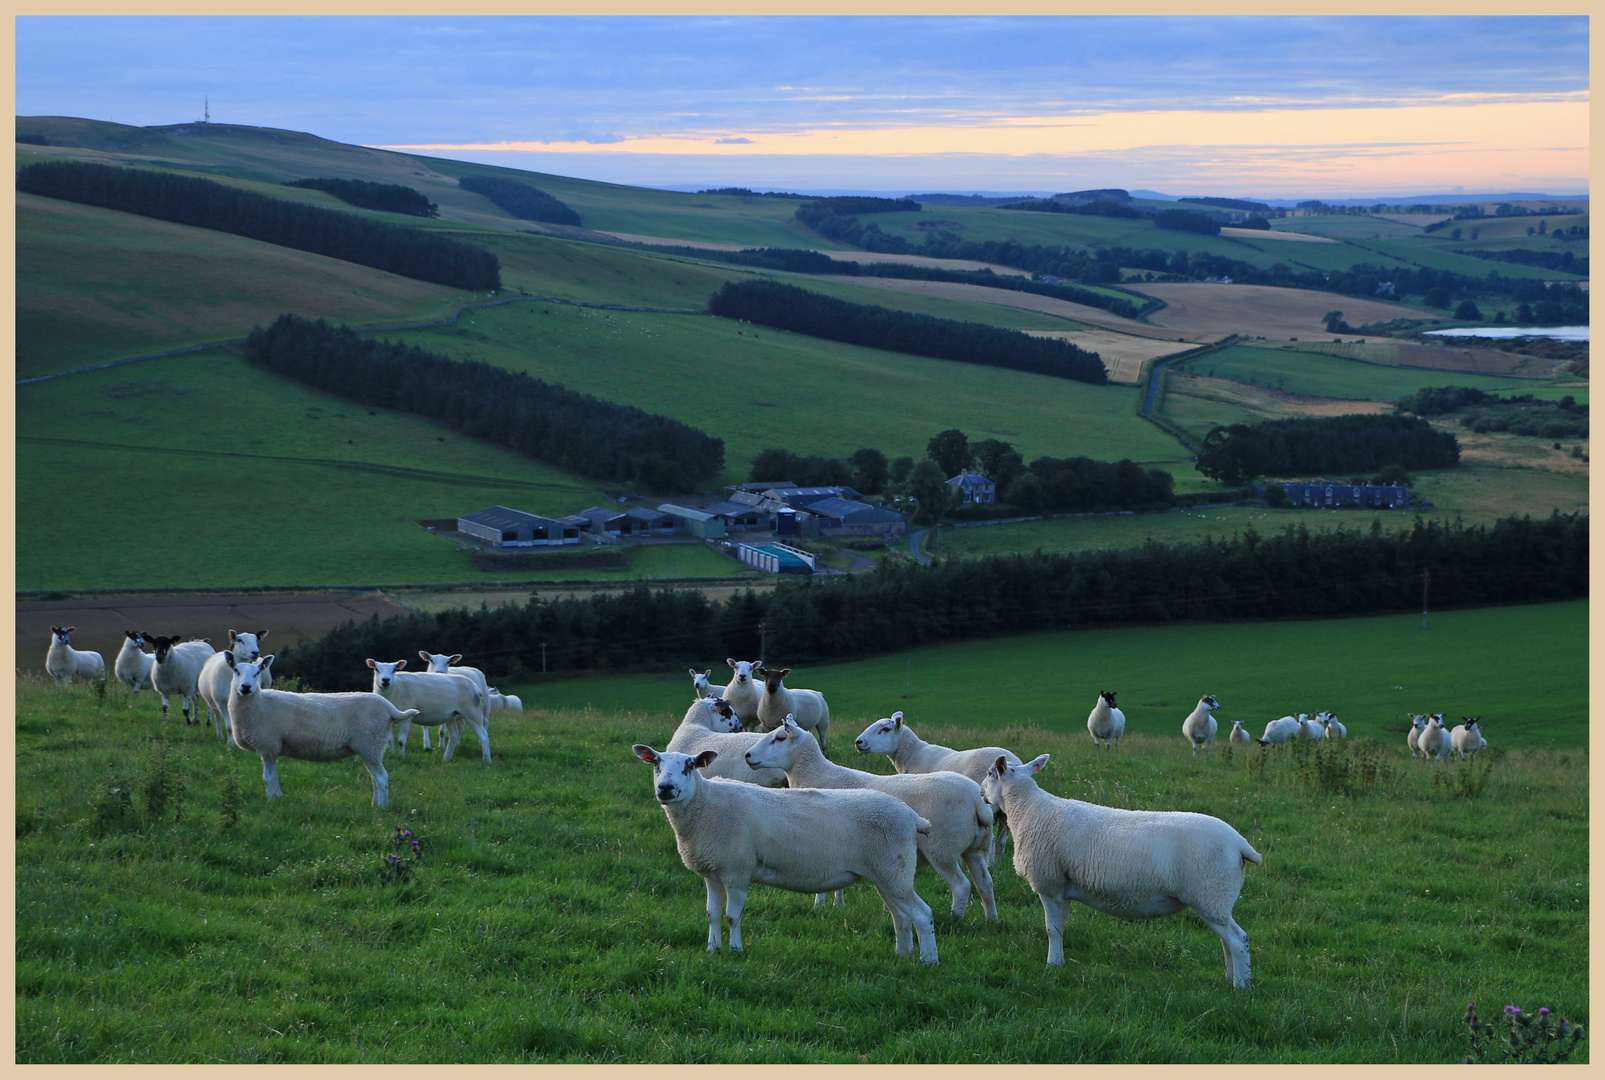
[764,485,863,504]
[624,506,668,523]
[576,506,628,525]
[947,472,996,488]
[726,480,796,493]
[459,505,548,530]
[805,498,903,523]
[705,499,769,518]
[658,503,720,523]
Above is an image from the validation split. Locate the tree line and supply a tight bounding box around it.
[458,175,582,226]
[1195,415,1461,486]
[18,161,499,290]
[707,279,1108,385]
[242,315,723,492]
[272,512,1588,690]
[284,177,439,217]
[1397,386,1588,440]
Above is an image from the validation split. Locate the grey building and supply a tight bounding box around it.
[803,497,906,536]
[762,485,863,509]
[458,506,582,546]
[1278,482,1412,509]
[657,503,728,539]
[947,470,997,505]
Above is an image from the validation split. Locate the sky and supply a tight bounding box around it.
[14,16,1590,199]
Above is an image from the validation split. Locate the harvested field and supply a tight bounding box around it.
[1166,372,1392,419]
[817,275,1186,339]
[1220,226,1337,243]
[596,231,1031,276]
[13,591,415,678]
[1021,329,1193,383]
[1125,283,1423,341]
[1286,340,1567,378]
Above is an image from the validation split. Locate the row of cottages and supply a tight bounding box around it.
[947,470,997,505]
[458,506,583,547]
[1279,482,1413,509]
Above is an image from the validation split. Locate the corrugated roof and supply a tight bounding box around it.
[658,503,719,523]
[459,505,546,530]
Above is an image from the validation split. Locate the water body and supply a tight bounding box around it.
[1424,325,1589,342]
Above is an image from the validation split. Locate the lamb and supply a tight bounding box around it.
[755,664,830,752]
[486,688,523,714]
[45,626,105,687]
[1319,711,1347,739]
[748,716,997,920]
[1181,695,1220,758]
[981,753,1261,988]
[367,659,490,762]
[419,652,489,694]
[149,635,216,723]
[666,697,786,787]
[1256,715,1305,746]
[1450,717,1487,762]
[224,653,419,807]
[1299,714,1328,742]
[854,711,1021,865]
[1228,719,1251,748]
[198,630,272,742]
[633,743,939,963]
[113,631,155,693]
[1087,691,1126,749]
[720,658,763,729]
[690,669,716,700]
[1417,714,1450,762]
[1407,714,1429,758]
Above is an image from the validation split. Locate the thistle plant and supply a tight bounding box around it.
[1463,1002,1586,1063]
[378,826,425,885]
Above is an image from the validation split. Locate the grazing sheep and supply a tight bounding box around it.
[1182,696,1220,758]
[1418,714,1450,762]
[633,743,939,963]
[690,669,716,700]
[149,635,216,723]
[1299,714,1327,742]
[225,653,419,807]
[666,697,787,787]
[198,630,272,741]
[1087,691,1126,750]
[755,665,830,752]
[1228,719,1251,748]
[419,652,489,694]
[982,753,1261,988]
[1450,717,1487,762]
[486,688,524,714]
[1407,714,1429,758]
[367,659,490,762]
[854,711,1022,865]
[113,631,155,693]
[45,626,105,687]
[1256,715,1304,746]
[721,658,763,729]
[1319,711,1346,739]
[747,716,997,921]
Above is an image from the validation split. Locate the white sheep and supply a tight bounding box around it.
[149,635,216,723]
[46,626,104,686]
[367,659,490,762]
[1319,711,1346,738]
[1407,714,1429,758]
[486,688,524,714]
[1299,714,1327,742]
[1256,715,1304,746]
[747,716,997,921]
[113,631,155,693]
[755,665,830,752]
[1418,714,1450,762]
[721,658,763,729]
[1087,690,1126,750]
[981,753,1261,988]
[1450,717,1487,762]
[1228,719,1251,748]
[666,697,787,787]
[198,630,272,742]
[1181,695,1220,758]
[225,653,419,807]
[420,651,489,693]
[690,669,716,700]
[633,743,939,963]
[854,711,1021,865]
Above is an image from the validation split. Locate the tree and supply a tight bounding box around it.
[926,429,973,478]
[971,438,1014,479]
[848,447,889,494]
[889,456,916,487]
[906,460,955,526]
[1372,464,1412,487]
[749,448,799,484]
[1002,471,1045,513]
[1454,300,1483,321]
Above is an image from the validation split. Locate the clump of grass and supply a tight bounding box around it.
[1430,755,1494,800]
[1290,738,1395,798]
[1464,1002,1586,1063]
[378,826,425,886]
[137,735,187,823]
[86,766,139,835]
[218,770,241,830]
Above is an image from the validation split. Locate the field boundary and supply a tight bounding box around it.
[14,574,765,601]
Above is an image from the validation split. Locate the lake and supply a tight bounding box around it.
[1424,325,1589,342]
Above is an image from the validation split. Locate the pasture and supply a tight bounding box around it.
[15,601,1588,1062]
[1172,344,1534,402]
[1124,284,1426,342]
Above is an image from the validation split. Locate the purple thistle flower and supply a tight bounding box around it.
[1540,1009,1550,1017]
[1506,1005,1519,1014]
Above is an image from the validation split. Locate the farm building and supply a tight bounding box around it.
[725,480,796,494]
[762,485,863,509]
[735,541,816,575]
[1278,482,1413,509]
[574,506,676,537]
[458,506,582,547]
[774,507,821,539]
[947,470,997,505]
[704,498,775,532]
[802,497,906,536]
[656,504,727,539]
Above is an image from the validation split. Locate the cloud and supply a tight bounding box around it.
[714,137,753,144]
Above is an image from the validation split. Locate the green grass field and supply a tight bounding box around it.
[1173,345,1532,401]
[1270,216,1428,241]
[16,601,1587,1061]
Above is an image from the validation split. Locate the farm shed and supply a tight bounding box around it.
[947,470,997,505]
[736,542,816,575]
[458,506,582,547]
[762,485,863,509]
[624,507,675,534]
[802,497,906,536]
[705,499,774,532]
[726,480,796,494]
[774,507,820,539]
[574,506,629,535]
[1279,482,1412,509]
[657,504,727,539]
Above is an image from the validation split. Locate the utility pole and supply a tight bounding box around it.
[905,656,912,699]
[1421,568,1430,630]
[541,643,548,673]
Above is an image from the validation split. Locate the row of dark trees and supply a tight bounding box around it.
[272,512,1588,690]
[242,315,723,491]
[17,161,500,290]
[284,177,439,217]
[458,175,582,226]
[1459,249,1588,276]
[1396,387,1590,440]
[707,279,1108,385]
[1195,415,1461,486]
[1153,209,1222,235]
[1000,198,1143,220]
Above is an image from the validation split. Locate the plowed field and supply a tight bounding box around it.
[1124,283,1424,341]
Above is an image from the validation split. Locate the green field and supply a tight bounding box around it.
[17,600,1586,1062]
[1172,345,1532,401]
[1270,216,1428,241]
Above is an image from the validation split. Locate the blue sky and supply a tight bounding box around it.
[16,16,1590,197]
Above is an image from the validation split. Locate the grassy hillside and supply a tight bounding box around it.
[1172,344,1533,401]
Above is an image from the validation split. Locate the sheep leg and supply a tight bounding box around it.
[1203,914,1252,990]
[261,757,284,799]
[813,889,847,908]
[440,718,466,763]
[930,857,973,919]
[1040,893,1068,966]
[362,753,390,808]
[467,717,492,762]
[392,718,411,755]
[962,847,999,921]
[874,883,938,964]
[723,883,749,954]
[703,877,726,953]
[159,692,171,720]
[878,887,914,957]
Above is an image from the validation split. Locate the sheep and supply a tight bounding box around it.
[1181,695,1220,758]
[1228,719,1251,748]
[853,711,1021,866]
[419,652,489,694]
[981,753,1261,988]
[755,664,830,752]
[1087,691,1126,750]
[633,743,939,963]
[149,635,216,723]
[1319,711,1347,739]
[1417,714,1450,762]
[198,630,272,742]
[747,716,997,921]
[224,653,419,807]
[666,697,787,787]
[1256,714,1305,746]
[721,658,763,729]
[1299,714,1327,742]
[1407,714,1429,758]
[1450,717,1487,762]
[367,659,490,762]
[113,631,155,693]
[690,669,716,700]
[45,626,105,687]
[486,688,523,714]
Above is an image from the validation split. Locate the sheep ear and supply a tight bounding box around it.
[224,650,237,670]
[257,630,268,640]
[992,755,1008,776]
[229,630,240,644]
[892,711,903,728]
[693,749,719,769]
[450,655,462,665]
[1025,754,1049,774]
[366,658,378,669]
[780,668,791,678]
[420,651,432,662]
[689,668,697,678]
[727,657,737,668]
[260,655,276,670]
[396,659,408,671]
[633,744,660,764]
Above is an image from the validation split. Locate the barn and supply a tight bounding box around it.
[458,506,582,546]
